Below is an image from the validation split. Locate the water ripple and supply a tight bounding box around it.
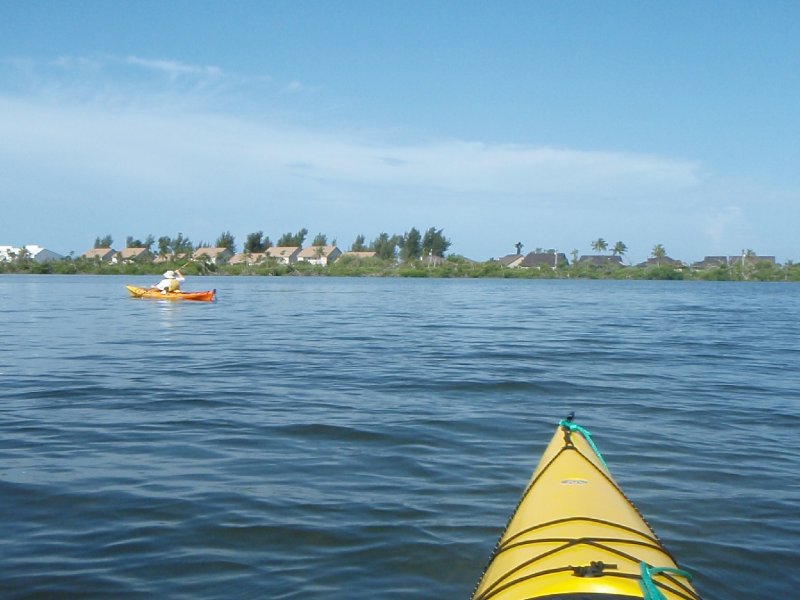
[1,276,799,598]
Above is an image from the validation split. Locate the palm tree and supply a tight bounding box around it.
[591,238,608,253]
[740,249,756,279]
[612,241,627,257]
[651,244,666,266]
[514,242,524,256]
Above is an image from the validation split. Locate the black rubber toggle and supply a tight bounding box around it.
[572,561,617,577]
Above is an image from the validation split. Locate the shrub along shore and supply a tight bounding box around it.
[2,254,799,281]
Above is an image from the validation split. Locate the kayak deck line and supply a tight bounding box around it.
[495,531,669,567]
[500,516,663,549]
[474,541,698,600]
[471,418,701,600]
[476,568,697,600]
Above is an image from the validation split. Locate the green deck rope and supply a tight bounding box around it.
[558,419,609,470]
[639,562,693,600]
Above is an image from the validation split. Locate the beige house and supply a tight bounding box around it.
[229,252,266,266]
[192,247,234,265]
[153,253,191,264]
[265,246,301,265]
[497,253,525,268]
[298,245,342,266]
[82,248,117,262]
[117,247,153,263]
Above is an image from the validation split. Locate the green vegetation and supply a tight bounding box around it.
[277,229,308,247]
[3,230,799,281]
[215,231,236,253]
[244,231,271,253]
[4,253,798,281]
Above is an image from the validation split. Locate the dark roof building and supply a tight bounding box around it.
[692,256,728,269]
[520,252,569,269]
[577,255,623,266]
[636,256,685,268]
[730,255,776,266]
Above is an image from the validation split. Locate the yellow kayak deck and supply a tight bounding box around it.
[472,419,701,600]
[125,285,216,302]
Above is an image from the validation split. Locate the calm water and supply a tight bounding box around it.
[1,275,798,599]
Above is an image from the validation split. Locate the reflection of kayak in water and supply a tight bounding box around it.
[471,417,701,600]
[125,285,216,302]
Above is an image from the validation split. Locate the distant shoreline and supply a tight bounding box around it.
[2,255,798,282]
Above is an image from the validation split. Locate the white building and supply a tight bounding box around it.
[265,246,301,265]
[297,245,342,266]
[0,245,63,263]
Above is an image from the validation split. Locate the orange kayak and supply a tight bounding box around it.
[125,285,216,302]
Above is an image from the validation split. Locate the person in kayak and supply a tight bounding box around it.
[153,270,185,294]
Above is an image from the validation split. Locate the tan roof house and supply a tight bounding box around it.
[229,252,266,266]
[192,247,234,265]
[82,248,117,262]
[497,253,525,268]
[298,245,342,266]
[153,253,191,264]
[265,246,301,265]
[117,247,153,263]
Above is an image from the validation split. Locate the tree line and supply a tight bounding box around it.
[95,226,452,261]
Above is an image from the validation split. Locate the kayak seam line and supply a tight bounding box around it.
[472,565,575,600]
[470,444,573,599]
[565,442,698,599]
[566,442,681,568]
[501,516,661,549]
[470,424,700,600]
[476,566,698,600]
[497,535,667,558]
[476,537,677,600]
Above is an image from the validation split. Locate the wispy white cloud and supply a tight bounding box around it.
[0,56,794,261]
[279,80,314,95]
[47,54,224,79]
[51,55,105,70]
[120,56,223,79]
[0,94,701,200]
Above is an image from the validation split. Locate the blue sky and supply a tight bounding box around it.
[1,1,798,262]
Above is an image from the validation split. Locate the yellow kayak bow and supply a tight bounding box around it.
[472,418,701,600]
